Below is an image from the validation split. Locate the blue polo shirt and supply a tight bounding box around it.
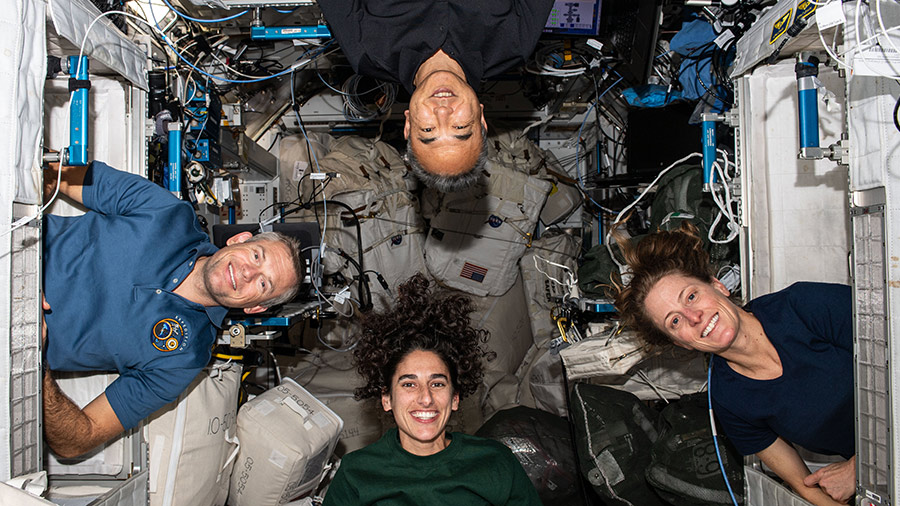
[710,282,854,459]
[43,161,228,430]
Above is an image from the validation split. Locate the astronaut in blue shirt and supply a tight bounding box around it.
[41,161,303,458]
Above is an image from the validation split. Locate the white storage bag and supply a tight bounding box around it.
[147,361,241,506]
[227,378,343,506]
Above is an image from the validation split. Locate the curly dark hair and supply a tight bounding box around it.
[352,273,486,401]
[610,222,715,347]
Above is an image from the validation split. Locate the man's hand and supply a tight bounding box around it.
[43,162,88,205]
[803,456,856,504]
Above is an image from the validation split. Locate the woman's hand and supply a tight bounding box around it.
[42,295,50,348]
[803,455,855,504]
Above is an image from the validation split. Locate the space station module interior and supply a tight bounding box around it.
[1,0,900,505]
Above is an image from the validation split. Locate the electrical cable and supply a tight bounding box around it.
[894,94,900,133]
[708,149,740,244]
[159,0,248,23]
[7,8,152,235]
[573,76,624,214]
[147,3,332,85]
[708,359,741,506]
[605,152,703,268]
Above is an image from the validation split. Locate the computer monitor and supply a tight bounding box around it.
[543,0,602,36]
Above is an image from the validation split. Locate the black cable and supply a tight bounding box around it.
[309,199,371,311]
[894,94,900,133]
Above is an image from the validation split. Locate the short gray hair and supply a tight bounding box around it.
[245,231,303,307]
[406,125,488,193]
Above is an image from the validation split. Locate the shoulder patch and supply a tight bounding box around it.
[152,316,189,352]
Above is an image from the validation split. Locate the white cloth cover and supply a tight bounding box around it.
[46,372,126,476]
[560,331,650,381]
[517,343,567,417]
[47,0,148,90]
[520,233,582,346]
[423,161,552,296]
[147,362,242,506]
[741,61,849,296]
[287,350,383,457]
[0,481,57,505]
[227,378,343,506]
[4,0,44,204]
[561,331,707,401]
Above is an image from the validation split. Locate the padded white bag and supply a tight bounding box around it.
[227,378,343,506]
[287,349,384,456]
[147,361,242,506]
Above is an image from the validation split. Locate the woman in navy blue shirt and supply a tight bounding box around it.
[612,223,854,506]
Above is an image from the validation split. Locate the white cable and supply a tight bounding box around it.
[605,152,702,268]
[847,25,900,56]
[817,17,852,70]
[853,0,900,82]
[2,162,63,237]
[5,7,135,235]
[708,149,740,244]
[533,255,572,287]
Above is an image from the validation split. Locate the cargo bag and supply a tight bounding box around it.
[476,406,585,506]
[646,393,744,505]
[570,383,666,506]
[227,378,343,506]
[147,361,241,506]
[286,349,384,457]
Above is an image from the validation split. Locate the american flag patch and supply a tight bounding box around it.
[460,262,488,283]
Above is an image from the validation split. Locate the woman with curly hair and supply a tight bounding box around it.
[322,273,541,506]
[612,222,854,506]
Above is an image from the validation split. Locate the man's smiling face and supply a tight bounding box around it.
[404,69,487,178]
[201,233,297,313]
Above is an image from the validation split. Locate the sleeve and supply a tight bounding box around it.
[321,460,359,506]
[81,161,180,217]
[711,395,778,456]
[788,282,853,353]
[104,365,203,430]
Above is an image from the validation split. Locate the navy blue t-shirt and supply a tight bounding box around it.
[43,161,228,430]
[710,282,854,458]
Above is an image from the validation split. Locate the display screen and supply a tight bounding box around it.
[543,0,602,36]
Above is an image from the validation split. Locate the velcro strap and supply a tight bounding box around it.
[68,78,91,93]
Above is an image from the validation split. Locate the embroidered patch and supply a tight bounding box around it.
[460,262,488,283]
[152,317,187,352]
[769,9,793,45]
[488,215,503,228]
[796,0,817,21]
[391,234,403,246]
